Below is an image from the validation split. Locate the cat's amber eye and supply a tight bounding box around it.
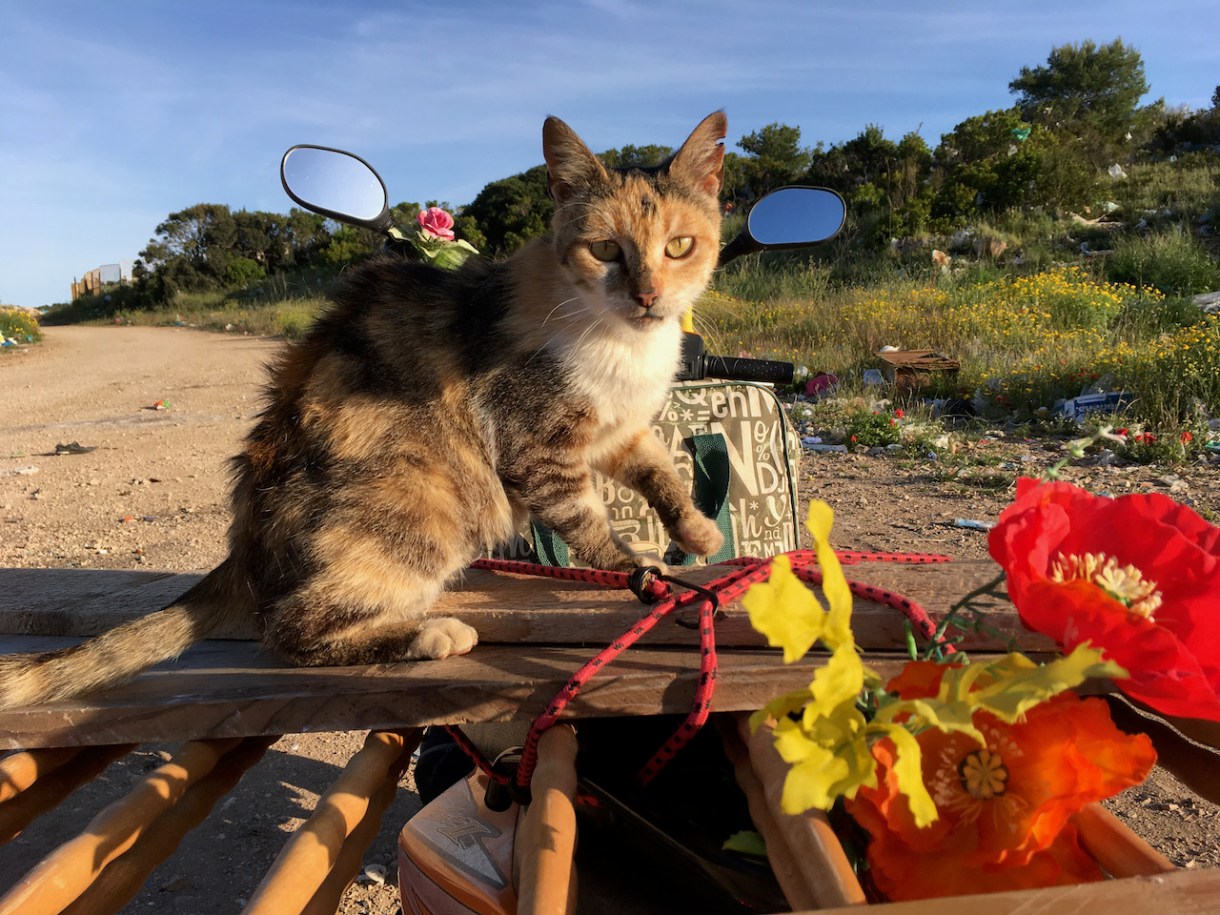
[665,236,694,259]
[589,240,621,262]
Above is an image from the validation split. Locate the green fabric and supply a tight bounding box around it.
[673,432,735,565]
[530,520,570,567]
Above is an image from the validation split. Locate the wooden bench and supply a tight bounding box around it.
[0,561,1215,913]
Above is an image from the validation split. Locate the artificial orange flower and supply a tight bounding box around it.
[845,661,1155,901]
[989,478,1220,721]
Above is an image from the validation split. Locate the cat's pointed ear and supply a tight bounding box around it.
[667,111,727,198]
[542,116,610,203]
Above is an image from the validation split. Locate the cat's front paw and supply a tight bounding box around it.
[672,513,724,557]
[410,617,478,660]
[631,551,669,576]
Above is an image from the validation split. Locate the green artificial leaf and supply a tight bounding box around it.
[722,830,768,858]
[972,645,1127,722]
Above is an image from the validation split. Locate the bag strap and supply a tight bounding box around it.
[670,432,736,566]
[530,520,571,567]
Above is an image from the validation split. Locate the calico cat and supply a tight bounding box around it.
[0,112,729,710]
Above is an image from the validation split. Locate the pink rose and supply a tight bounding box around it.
[417,206,455,240]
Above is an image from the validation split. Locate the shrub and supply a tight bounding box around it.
[1105,228,1220,296]
[845,410,902,447]
[225,257,266,287]
[0,306,43,344]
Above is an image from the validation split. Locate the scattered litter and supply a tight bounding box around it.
[1192,290,1220,315]
[862,369,885,386]
[803,440,849,453]
[953,518,995,532]
[1056,391,1132,421]
[146,399,172,411]
[358,864,387,886]
[876,350,960,392]
[53,441,96,455]
[3,466,39,477]
[803,372,838,399]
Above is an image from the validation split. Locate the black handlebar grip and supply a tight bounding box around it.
[702,355,795,385]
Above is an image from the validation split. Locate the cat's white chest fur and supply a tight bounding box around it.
[567,320,681,447]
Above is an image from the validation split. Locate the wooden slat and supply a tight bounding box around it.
[1072,803,1175,878]
[0,556,1046,753]
[60,737,276,915]
[811,867,1220,914]
[0,738,241,915]
[0,560,1045,652]
[0,744,136,844]
[299,774,402,915]
[736,714,867,909]
[242,729,420,914]
[0,569,205,638]
[0,747,81,803]
[0,639,936,751]
[515,725,579,915]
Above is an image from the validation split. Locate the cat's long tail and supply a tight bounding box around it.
[0,558,249,711]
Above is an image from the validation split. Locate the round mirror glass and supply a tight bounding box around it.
[747,187,846,246]
[281,146,387,223]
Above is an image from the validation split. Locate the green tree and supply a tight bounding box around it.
[931,108,1095,218]
[319,224,381,266]
[1009,39,1149,163]
[462,165,553,256]
[803,125,935,240]
[137,203,238,296]
[1149,89,1220,156]
[600,144,672,169]
[736,122,811,198]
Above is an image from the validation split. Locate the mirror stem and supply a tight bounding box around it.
[716,231,762,269]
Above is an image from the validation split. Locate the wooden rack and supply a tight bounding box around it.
[1,561,1214,913]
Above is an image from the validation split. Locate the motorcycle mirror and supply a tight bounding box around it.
[748,186,846,247]
[280,145,392,232]
[718,186,846,267]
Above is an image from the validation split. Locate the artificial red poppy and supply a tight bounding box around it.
[989,478,1220,721]
[846,662,1155,901]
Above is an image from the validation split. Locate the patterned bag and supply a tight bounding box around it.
[495,381,801,566]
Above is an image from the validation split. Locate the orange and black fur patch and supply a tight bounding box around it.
[0,112,730,708]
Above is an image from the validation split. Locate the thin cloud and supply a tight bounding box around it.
[2,0,1218,308]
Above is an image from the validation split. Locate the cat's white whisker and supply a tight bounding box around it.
[540,296,584,328]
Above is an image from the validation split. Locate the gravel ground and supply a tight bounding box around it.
[2,325,1217,912]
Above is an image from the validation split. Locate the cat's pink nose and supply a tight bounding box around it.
[635,289,659,309]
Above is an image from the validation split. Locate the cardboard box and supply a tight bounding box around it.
[876,350,960,391]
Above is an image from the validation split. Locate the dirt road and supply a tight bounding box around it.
[2,325,1217,912]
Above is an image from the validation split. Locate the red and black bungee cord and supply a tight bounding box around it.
[457,550,950,802]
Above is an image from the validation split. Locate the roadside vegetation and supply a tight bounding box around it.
[26,39,1220,459]
[0,306,42,347]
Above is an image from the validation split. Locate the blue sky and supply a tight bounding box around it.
[2,1,1217,310]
